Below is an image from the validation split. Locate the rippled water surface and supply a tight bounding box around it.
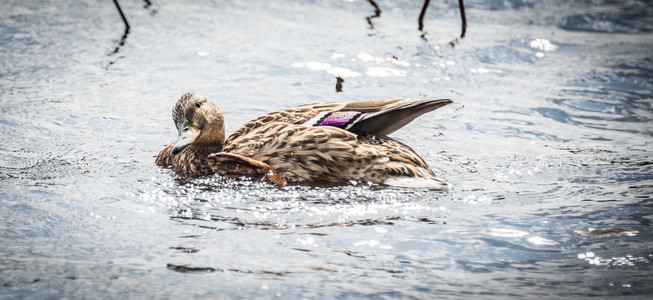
[1,0,652,298]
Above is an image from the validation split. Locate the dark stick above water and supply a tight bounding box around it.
[418,0,467,38]
[335,76,344,92]
[418,0,431,31]
[113,0,130,32]
[366,0,382,29]
[458,0,467,38]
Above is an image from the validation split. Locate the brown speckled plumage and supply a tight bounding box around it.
[156,92,452,188]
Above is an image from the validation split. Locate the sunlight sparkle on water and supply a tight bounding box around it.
[530,39,558,58]
[529,39,558,52]
[365,67,407,77]
[356,52,385,64]
[578,251,650,267]
[292,61,361,77]
[527,236,558,245]
[470,67,502,74]
[485,228,529,238]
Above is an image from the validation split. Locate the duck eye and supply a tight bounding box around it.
[194,102,201,108]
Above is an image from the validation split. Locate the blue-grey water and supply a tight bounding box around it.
[1,0,652,298]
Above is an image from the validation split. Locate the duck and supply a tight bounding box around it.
[156,92,452,188]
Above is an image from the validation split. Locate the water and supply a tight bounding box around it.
[1,0,652,298]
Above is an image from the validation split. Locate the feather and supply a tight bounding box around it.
[347,99,453,135]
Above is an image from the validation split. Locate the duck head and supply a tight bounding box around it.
[170,92,226,155]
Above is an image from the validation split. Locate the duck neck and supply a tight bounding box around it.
[195,125,226,154]
[192,141,224,155]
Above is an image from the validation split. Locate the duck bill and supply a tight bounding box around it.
[171,119,201,155]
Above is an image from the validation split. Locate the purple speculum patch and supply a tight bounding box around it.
[317,111,362,127]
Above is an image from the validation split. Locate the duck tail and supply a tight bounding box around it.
[347,99,452,136]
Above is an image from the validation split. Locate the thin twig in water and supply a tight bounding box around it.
[113,0,130,32]
[335,76,344,93]
[418,0,430,31]
[366,0,382,29]
[418,0,467,39]
[458,0,467,38]
[109,31,128,55]
[107,0,130,68]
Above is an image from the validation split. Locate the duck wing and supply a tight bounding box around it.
[225,98,452,144]
[338,98,453,135]
[220,98,452,185]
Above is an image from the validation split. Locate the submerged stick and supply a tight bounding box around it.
[107,0,131,67]
[113,0,130,32]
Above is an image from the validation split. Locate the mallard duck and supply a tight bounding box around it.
[156,92,452,188]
